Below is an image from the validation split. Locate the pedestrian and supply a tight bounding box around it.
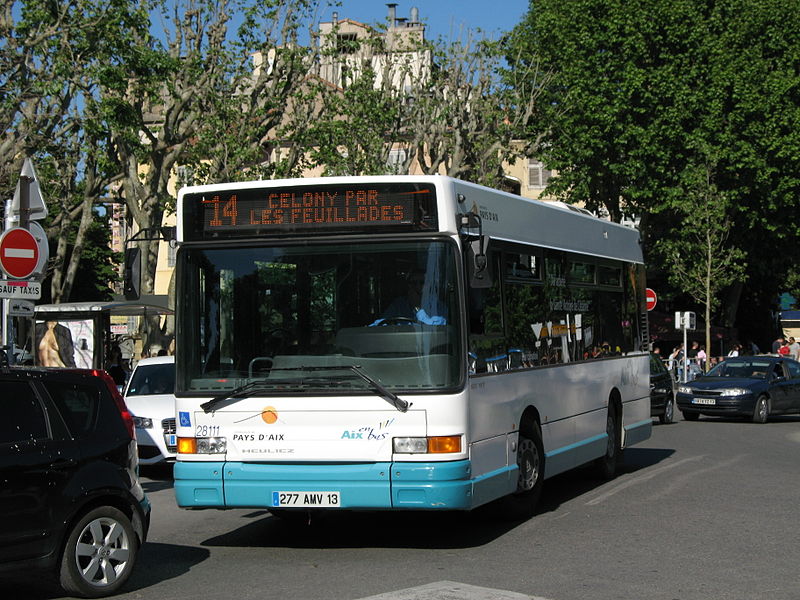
[727,344,740,358]
[789,337,800,361]
[669,344,684,380]
[771,336,785,354]
[107,345,127,388]
[778,339,791,357]
[696,344,707,373]
[687,341,701,379]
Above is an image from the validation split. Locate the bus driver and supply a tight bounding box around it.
[373,269,447,326]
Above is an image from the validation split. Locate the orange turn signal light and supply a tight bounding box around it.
[427,435,462,453]
[177,437,197,454]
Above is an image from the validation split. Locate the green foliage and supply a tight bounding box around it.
[307,67,402,176]
[70,217,121,301]
[656,164,746,311]
[507,0,800,341]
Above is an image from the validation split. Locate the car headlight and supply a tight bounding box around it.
[133,416,153,429]
[678,386,693,394]
[718,388,750,396]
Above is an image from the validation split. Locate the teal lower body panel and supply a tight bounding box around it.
[174,461,225,507]
[545,433,607,478]
[624,418,652,447]
[174,459,512,511]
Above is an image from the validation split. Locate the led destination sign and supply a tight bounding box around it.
[182,183,437,240]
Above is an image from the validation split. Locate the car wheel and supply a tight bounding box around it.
[752,395,769,424]
[495,426,545,520]
[594,406,621,479]
[682,410,699,421]
[59,506,138,598]
[660,395,675,424]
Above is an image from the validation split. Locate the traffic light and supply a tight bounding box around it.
[123,247,141,300]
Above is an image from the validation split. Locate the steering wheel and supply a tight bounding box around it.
[377,317,418,326]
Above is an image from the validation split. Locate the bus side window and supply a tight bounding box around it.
[468,253,505,373]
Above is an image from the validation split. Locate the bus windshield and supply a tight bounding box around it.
[177,239,462,395]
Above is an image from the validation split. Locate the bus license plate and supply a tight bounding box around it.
[272,491,340,507]
[692,398,715,405]
[165,434,177,446]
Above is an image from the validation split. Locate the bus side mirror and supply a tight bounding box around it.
[123,247,141,300]
[468,237,492,288]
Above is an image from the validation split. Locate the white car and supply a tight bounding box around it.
[124,356,177,465]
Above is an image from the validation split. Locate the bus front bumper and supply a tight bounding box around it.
[174,459,510,511]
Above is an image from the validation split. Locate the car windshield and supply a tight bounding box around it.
[127,363,176,395]
[177,239,462,395]
[706,359,772,380]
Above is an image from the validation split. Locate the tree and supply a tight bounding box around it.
[655,162,747,366]
[1,0,154,302]
[507,0,800,346]
[300,23,548,188]
[96,0,318,349]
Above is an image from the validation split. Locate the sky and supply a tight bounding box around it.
[317,1,530,40]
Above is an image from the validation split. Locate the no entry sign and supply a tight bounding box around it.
[0,227,40,279]
[645,288,657,311]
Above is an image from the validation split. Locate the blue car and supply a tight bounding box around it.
[676,355,800,423]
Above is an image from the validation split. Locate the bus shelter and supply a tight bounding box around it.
[31,295,172,370]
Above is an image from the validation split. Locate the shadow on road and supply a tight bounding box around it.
[531,446,676,516]
[201,508,519,550]
[200,446,676,551]
[139,463,175,493]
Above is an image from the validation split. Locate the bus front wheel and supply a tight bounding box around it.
[496,426,544,520]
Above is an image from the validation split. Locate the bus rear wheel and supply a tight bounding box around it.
[496,426,544,520]
[593,406,621,480]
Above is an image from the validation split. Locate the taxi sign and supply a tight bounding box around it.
[0,279,41,299]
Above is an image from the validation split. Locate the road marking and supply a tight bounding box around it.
[355,581,553,600]
[585,455,707,506]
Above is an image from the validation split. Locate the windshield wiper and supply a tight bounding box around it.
[201,379,272,413]
[340,365,409,413]
[199,366,409,413]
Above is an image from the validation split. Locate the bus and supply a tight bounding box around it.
[172,175,651,518]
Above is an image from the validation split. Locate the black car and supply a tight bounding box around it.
[676,355,800,423]
[650,353,676,424]
[0,367,150,597]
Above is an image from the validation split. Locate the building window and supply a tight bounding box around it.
[528,159,552,189]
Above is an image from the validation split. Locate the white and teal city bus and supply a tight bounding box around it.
[172,175,651,518]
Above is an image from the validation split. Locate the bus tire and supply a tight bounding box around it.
[593,405,620,480]
[496,426,545,521]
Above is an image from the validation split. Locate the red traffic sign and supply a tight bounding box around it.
[0,227,40,279]
[645,288,657,311]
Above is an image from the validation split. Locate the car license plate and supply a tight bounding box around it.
[692,398,716,405]
[165,434,177,446]
[272,491,340,507]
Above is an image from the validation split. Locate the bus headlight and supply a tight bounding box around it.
[393,435,462,454]
[177,437,227,454]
